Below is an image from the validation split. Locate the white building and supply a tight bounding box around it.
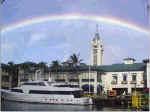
[17,58,149,95]
[101,58,147,95]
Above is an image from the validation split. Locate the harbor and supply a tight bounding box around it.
[0,99,134,111]
[92,93,149,111]
[1,89,149,111]
[2,93,149,111]
[1,0,150,111]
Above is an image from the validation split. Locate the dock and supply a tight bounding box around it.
[92,94,149,111]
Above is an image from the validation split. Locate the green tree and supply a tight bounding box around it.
[19,61,37,72]
[69,53,83,67]
[37,62,48,79]
[50,60,61,79]
[7,61,18,87]
[38,62,47,70]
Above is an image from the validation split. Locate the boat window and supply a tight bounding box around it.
[73,90,83,98]
[82,79,94,82]
[54,85,70,87]
[11,89,23,93]
[47,82,52,86]
[70,85,79,88]
[22,82,45,86]
[29,90,73,95]
[39,82,46,86]
[55,79,65,82]
[54,85,79,88]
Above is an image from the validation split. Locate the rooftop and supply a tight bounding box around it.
[50,63,146,72]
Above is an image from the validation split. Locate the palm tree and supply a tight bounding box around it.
[69,53,83,67]
[50,60,61,79]
[37,62,48,79]
[38,62,48,71]
[18,61,38,81]
[38,62,47,68]
[7,61,18,87]
[65,53,83,84]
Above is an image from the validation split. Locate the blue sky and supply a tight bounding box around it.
[1,0,150,65]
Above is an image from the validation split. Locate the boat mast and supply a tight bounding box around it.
[148,0,150,60]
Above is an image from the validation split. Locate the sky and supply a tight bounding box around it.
[1,0,150,65]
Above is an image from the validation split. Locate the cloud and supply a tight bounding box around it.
[28,33,48,46]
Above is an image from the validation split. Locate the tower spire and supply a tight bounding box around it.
[91,24,104,66]
[96,24,99,34]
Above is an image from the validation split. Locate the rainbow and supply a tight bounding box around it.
[1,14,149,34]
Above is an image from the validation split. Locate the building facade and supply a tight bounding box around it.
[16,58,149,95]
[1,71,12,89]
[101,58,146,95]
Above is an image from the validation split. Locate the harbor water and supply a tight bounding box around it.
[1,99,131,111]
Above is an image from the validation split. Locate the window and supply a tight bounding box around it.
[54,85,79,88]
[39,82,46,86]
[69,79,79,82]
[29,90,73,95]
[111,74,118,84]
[93,45,97,48]
[73,90,83,98]
[55,79,65,82]
[132,74,136,81]
[22,82,45,86]
[11,89,23,93]
[2,76,9,82]
[112,74,118,83]
[123,74,127,81]
[93,55,97,65]
[82,79,94,82]
[93,49,97,54]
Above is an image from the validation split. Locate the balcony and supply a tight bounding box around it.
[130,81,136,84]
[121,81,128,84]
[111,80,117,85]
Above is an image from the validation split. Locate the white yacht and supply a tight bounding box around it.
[1,80,93,105]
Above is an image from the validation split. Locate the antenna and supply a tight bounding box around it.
[96,24,99,33]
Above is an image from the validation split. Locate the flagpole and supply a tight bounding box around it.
[89,64,91,95]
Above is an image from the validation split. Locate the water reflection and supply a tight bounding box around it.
[1,100,130,111]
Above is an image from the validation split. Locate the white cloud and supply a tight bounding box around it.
[29,33,48,46]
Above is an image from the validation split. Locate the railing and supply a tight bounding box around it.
[121,81,128,84]
[130,81,136,84]
[111,80,117,85]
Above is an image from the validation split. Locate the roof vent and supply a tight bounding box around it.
[123,58,136,64]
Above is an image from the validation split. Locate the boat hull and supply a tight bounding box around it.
[2,90,92,105]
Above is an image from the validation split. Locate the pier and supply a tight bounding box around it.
[92,92,149,111]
